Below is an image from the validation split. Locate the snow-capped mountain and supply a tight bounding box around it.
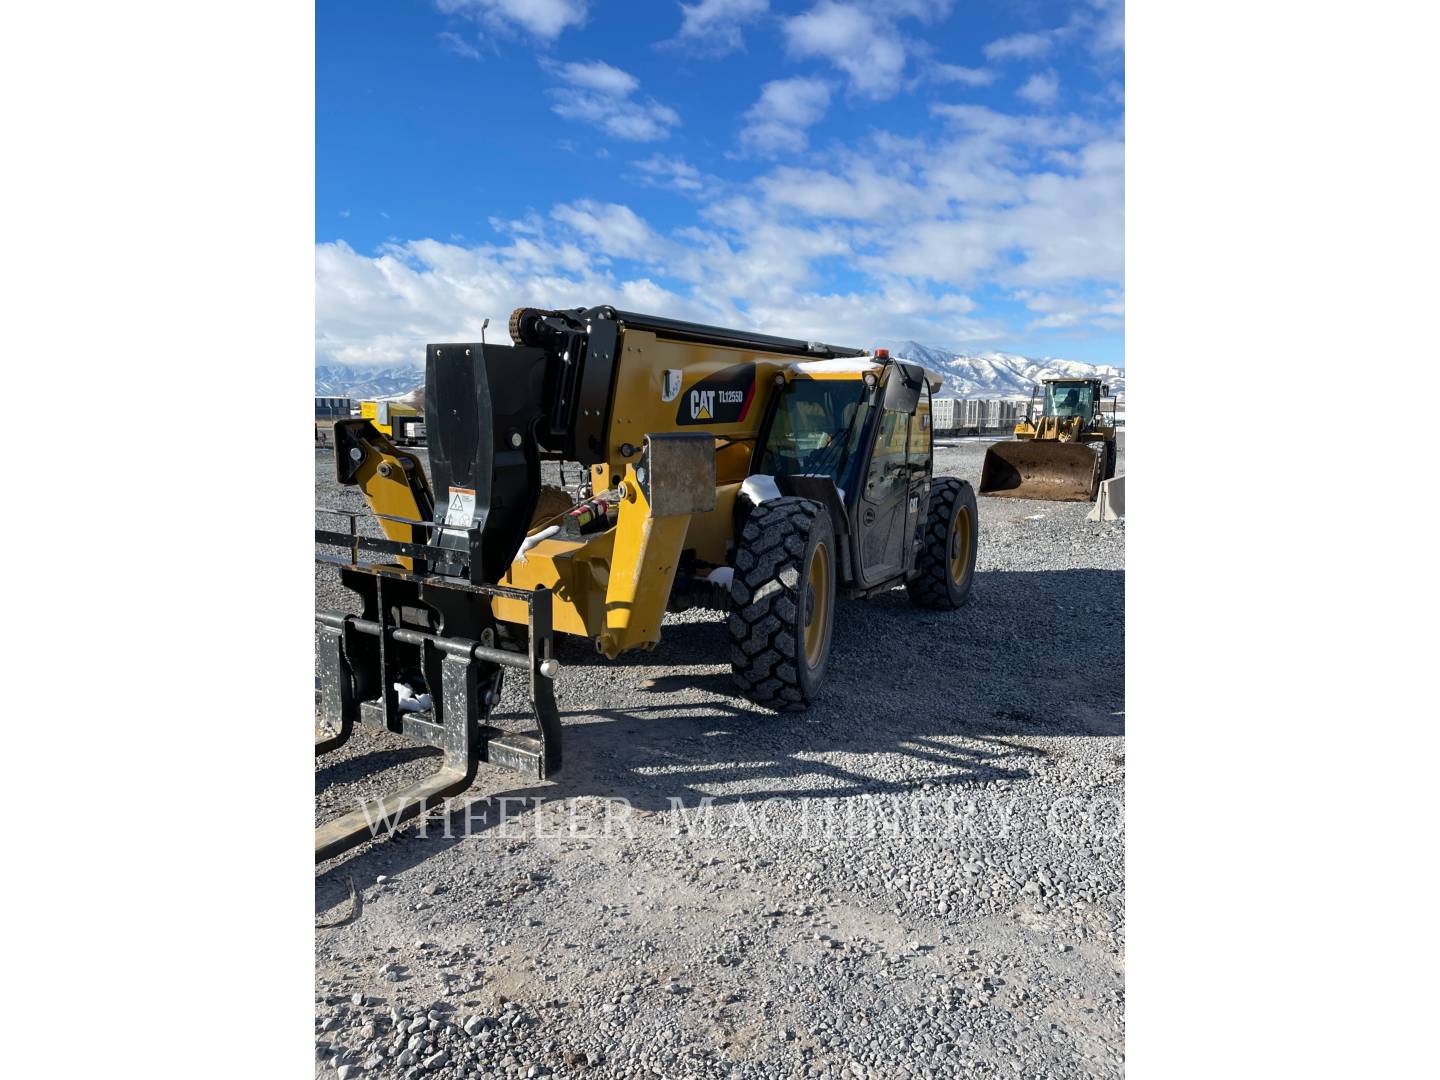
[314,364,424,400]
[878,341,1125,401]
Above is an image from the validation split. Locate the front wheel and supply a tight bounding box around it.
[907,477,977,610]
[728,497,836,711]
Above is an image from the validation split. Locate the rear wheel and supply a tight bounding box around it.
[1103,439,1117,480]
[907,477,977,609]
[728,497,836,711]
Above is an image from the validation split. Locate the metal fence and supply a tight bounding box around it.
[315,396,353,419]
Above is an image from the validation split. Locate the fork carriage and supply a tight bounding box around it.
[314,509,561,863]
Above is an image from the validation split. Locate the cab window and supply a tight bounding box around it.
[864,410,911,501]
[1044,383,1093,419]
[758,379,869,481]
[908,400,931,467]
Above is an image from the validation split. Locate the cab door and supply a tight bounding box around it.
[902,390,933,572]
[853,407,913,585]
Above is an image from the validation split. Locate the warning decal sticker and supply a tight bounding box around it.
[442,486,476,540]
[661,369,683,403]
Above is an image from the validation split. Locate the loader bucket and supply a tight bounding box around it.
[979,440,1103,502]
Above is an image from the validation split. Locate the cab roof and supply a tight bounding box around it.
[789,356,944,392]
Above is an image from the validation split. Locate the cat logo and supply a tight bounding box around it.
[661,369,683,403]
[674,364,756,426]
[690,389,714,420]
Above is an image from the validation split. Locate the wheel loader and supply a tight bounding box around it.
[978,377,1118,502]
[314,306,979,860]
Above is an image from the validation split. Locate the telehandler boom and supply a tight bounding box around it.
[315,307,979,860]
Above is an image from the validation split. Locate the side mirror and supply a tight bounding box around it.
[881,362,925,415]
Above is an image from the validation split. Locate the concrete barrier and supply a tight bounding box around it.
[1087,475,1125,521]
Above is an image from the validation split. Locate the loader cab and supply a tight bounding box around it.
[1043,380,1096,420]
[754,357,936,591]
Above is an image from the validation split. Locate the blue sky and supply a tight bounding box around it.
[316,0,1123,367]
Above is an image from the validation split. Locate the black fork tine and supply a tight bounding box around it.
[313,586,562,864]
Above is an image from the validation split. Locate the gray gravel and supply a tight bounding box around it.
[315,438,1125,1079]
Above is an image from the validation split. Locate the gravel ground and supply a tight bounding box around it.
[315,438,1125,1080]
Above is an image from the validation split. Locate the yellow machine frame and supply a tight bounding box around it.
[491,336,884,655]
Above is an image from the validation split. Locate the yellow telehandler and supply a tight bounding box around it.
[315,306,979,859]
[979,377,1118,502]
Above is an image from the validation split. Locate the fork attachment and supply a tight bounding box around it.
[314,571,560,863]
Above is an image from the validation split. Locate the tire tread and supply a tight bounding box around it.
[728,497,828,711]
[906,476,976,610]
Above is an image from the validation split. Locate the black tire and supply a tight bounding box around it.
[906,477,977,610]
[728,497,837,711]
[1103,440,1117,480]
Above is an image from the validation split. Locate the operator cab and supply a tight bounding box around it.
[1044,380,1095,419]
[752,352,942,590]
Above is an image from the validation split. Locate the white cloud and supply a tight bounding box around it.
[315,233,727,367]
[315,198,938,364]
[929,63,994,87]
[861,132,1122,289]
[316,94,1123,365]
[984,31,1053,61]
[437,31,482,60]
[1017,71,1059,106]
[548,200,666,263]
[999,138,1123,285]
[434,0,587,40]
[631,154,710,195]
[313,167,1093,364]
[783,2,907,100]
[669,0,768,56]
[1017,288,1124,331]
[884,0,957,21]
[633,154,699,192]
[753,113,1121,290]
[757,161,917,220]
[739,77,832,155]
[1087,0,1124,54]
[555,60,637,96]
[863,219,1002,284]
[742,284,991,351]
[929,103,1096,148]
[547,61,680,142]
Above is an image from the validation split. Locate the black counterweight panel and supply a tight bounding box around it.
[424,342,549,583]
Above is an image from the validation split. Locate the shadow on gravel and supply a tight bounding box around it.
[634,671,738,695]
[315,568,1123,907]
[314,745,439,790]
